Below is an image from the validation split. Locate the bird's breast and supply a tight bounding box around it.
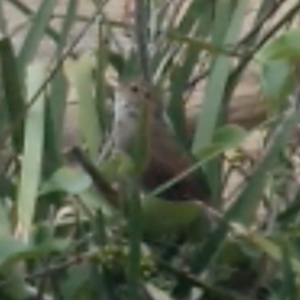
[113,101,141,150]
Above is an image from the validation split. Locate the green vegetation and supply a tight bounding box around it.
[0,0,300,299]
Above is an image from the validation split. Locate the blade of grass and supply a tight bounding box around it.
[124,177,142,300]
[234,226,300,274]
[192,0,248,152]
[0,5,104,151]
[153,0,211,83]
[94,5,109,144]
[0,37,25,153]
[6,0,60,43]
[277,187,300,225]
[50,0,78,132]
[279,239,298,300]
[208,0,245,208]
[134,0,150,80]
[192,99,300,274]
[44,0,78,175]
[0,0,7,35]
[190,0,248,208]
[17,0,59,73]
[176,0,209,33]
[168,0,215,145]
[16,62,46,241]
[228,1,300,98]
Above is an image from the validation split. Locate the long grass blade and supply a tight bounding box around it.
[192,0,248,152]
[0,37,25,153]
[0,1,7,35]
[193,99,300,273]
[16,62,46,241]
[17,0,58,72]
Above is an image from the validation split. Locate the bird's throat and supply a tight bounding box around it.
[113,101,142,150]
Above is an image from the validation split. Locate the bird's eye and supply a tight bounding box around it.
[130,83,139,93]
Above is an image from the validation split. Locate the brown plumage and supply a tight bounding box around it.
[107,78,211,202]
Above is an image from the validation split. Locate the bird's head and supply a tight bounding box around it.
[114,78,162,121]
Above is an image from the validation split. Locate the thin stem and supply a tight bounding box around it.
[134,0,150,81]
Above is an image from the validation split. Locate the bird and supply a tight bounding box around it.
[101,78,211,202]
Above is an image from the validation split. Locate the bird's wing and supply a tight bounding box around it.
[141,122,211,201]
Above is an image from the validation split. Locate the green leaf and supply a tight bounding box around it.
[212,125,247,147]
[61,265,90,300]
[257,29,300,62]
[239,232,300,276]
[0,235,68,271]
[141,197,203,237]
[259,60,295,115]
[40,167,92,195]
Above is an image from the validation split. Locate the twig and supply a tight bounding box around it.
[238,0,287,47]
[230,0,300,87]
[185,0,292,91]
[68,146,120,208]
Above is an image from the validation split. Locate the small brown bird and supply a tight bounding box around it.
[102,78,211,202]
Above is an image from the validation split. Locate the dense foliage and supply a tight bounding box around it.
[0,0,300,299]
